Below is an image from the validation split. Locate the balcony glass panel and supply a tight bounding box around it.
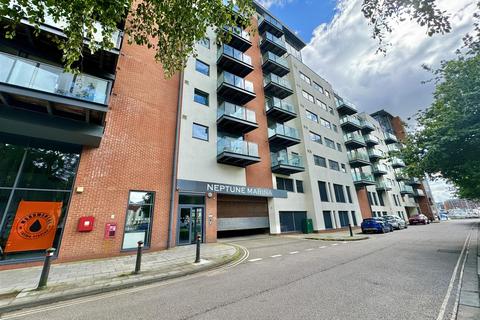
[336,99,357,111]
[217,137,258,157]
[262,52,288,68]
[376,181,392,189]
[218,71,254,93]
[364,134,379,144]
[262,32,286,48]
[217,102,256,123]
[399,183,414,193]
[384,132,398,141]
[344,133,365,143]
[268,123,299,139]
[372,164,388,172]
[265,97,295,113]
[340,115,361,126]
[260,14,283,30]
[352,172,375,183]
[0,52,110,104]
[264,74,292,90]
[391,157,406,166]
[348,151,370,162]
[271,150,303,167]
[368,149,384,158]
[224,26,250,41]
[218,44,252,65]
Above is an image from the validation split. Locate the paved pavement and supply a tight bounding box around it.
[1,219,478,320]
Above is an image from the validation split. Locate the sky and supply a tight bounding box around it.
[257,0,478,202]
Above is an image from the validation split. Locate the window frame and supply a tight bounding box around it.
[314,155,327,167]
[192,123,209,141]
[193,88,209,106]
[121,190,155,251]
[195,59,210,76]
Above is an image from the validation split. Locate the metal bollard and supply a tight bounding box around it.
[348,223,353,237]
[37,248,56,289]
[194,233,201,263]
[134,241,144,274]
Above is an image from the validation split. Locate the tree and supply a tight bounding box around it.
[0,0,254,76]
[401,54,480,200]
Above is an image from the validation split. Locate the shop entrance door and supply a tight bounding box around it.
[177,206,204,245]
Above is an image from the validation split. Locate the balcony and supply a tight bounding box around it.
[348,151,371,168]
[336,100,357,116]
[262,52,289,77]
[217,71,256,105]
[360,120,375,133]
[391,157,406,168]
[260,32,287,56]
[352,172,376,187]
[384,132,398,144]
[406,177,422,186]
[340,115,362,132]
[413,189,426,197]
[0,52,110,147]
[217,102,258,134]
[265,97,297,122]
[343,133,366,149]
[387,143,402,153]
[217,137,260,167]
[363,134,379,146]
[217,44,254,77]
[258,14,284,37]
[376,181,393,192]
[372,164,388,176]
[395,171,409,181]
[368,148,384,161]
[223,26,252,52]
[271,151,305,175]
[268,123,301,152]
[263,74,293,99]
[399,183,415,195]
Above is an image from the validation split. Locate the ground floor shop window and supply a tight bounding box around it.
[0,141,79,262]
[323,211,333,229]
[177,194,205,245]
[339,211,350,227]
[122,191,155,250]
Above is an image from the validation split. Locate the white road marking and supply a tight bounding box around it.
[342,241,348,244]
[270,254,282,258]
[331,243,339,246]
[319,246,327,249]
[305,248,314,251]
[450,232,472,320]
[289,251,299,254]
[248,258,263,262]
[435,233,471,320]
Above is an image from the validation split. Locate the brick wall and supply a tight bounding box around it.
[356,188,373,219]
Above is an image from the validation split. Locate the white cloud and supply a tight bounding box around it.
[256,0,293,9]
[428,179,456,203]
[302,0,477,120]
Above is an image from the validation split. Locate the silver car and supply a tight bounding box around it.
[385,215,407,230]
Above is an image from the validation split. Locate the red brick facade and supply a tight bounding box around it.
[357,188,373,219]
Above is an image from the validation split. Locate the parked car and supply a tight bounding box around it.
[361,218,391,234]
[394,216,408,229]
[409,214,430,225]
[382,216,400,230]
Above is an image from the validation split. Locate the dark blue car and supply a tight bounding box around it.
[361,217,392,234]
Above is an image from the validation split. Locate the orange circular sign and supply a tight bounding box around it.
[16,212,56,240]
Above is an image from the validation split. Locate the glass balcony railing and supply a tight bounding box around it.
[259,14,283,30]
[271,151,303,168]
[376,181,392,190]
[360,119,375,131]
[262,52,288,68]
[348,151,370,162]
[388,143,401,153]
[217,137,259,157]
[268,123,299,139]
[218,44,252,65]
[372,164,388,172]
[384,132,398,142]
[218,71,254,93]
[0,52,111,104]
[217,102,256,123]
[265,97,295,113]
[340,115,361,127]
[414,189,425,197]
[264,73,292,90]
[223,26,250,41]
[395,171,409,180]
[336,99,358,111]
[262,32,286,48]
[344,133,365,144]
[368,149,384,158]
[399,183,414,194]
[364,134,380,144]
[391,157,406,167]
[352,172,375,183]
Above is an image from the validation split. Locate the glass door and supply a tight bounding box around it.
[178,206,204,245]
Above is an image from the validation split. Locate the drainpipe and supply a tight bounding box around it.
[167,70,184,249]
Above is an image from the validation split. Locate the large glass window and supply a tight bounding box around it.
[194,89,209,106]
[276,177,294,192]
[122,191,154,250]
[333,184,346,203]
[318,181,329,202]
[309,132,322,144]
[192,123,209,141]
[306,110,318,123]
[314,155,327,167]
[0,142,80,262]
[195,59,210,76]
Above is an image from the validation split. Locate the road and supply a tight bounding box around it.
[2,219,477,320]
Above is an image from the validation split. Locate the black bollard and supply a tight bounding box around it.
[134,241,144,274]
[348,223,353,237]
[194,233,201,263]
[37,248,56,289]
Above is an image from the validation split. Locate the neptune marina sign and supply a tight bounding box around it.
[177,179,287,198]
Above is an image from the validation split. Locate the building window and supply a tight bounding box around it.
[277,177,294,192]
[351,211,358,226]
[336,143,342,152]
[314,155,327,167]
[313,82,324,94]
[329,160,340,171]
[368,192,373,205]
[379,193,385,206]
[194,89,209,106]
[302,90,314,103]
[329,106,334,115]
[296,180,304,193]
[195,59,210,76]
[198,37,210,49]
[318,181,329,202]
[122,191,154,250]
[324,138,336,149]
[333,124,338,132]
[320,118,331,129]
[300,72,311,85]
[333,184,346,203]
[325,90,331,98]
[309,132,322,144]
[317,99,328,111]
[346,186,353,203]
[306,110,318,123]
[341,163,347,173]
[372,193,379,206]
[192,123,209,141]
[339,211,350,227]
